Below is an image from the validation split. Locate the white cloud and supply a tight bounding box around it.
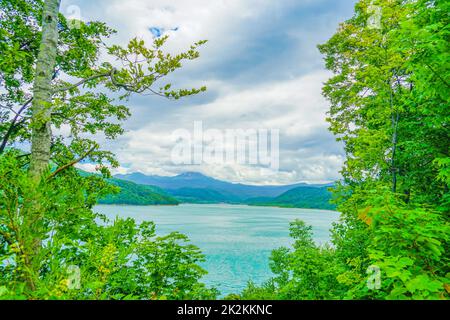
[107,70,343,184]
[75,163,98,173]
[59,0,353,184]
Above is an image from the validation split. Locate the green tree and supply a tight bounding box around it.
[241,0,449,300]
[318,0,450,299]
[0,0,214,299]
[240,220,345,300]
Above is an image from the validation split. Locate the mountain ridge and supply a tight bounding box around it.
[247,186,335,210]
[114,171,334,203]
[115,171,330,187]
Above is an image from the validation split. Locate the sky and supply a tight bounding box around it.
[61,0,358,185]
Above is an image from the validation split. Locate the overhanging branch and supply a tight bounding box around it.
[47,146,97,180]
[53,71,114,93]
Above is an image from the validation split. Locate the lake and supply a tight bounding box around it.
[95,204,340,296]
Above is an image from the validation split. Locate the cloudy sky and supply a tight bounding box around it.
[63,0,357,185]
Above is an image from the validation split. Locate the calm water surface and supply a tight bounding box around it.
[95,204,340,296]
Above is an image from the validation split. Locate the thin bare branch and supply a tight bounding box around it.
[0,98,33,154]
[52,71,113,94]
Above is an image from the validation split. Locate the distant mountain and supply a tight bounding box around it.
[115,172,226,190]
[247,186,335,210]
[115,172,334,206]
[98,178,179,206]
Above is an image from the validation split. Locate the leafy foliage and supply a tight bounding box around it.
[240,0,449,301]
[0,0,207,171]
[0,152,217,299]
[0,0,214,300]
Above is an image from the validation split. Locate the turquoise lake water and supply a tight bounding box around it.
[95,204,340,296]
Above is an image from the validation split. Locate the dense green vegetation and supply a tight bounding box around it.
[238,0,449,300]
[0,0,215,299]
[247,186,335,210]
[99,178,180,206]
[0,153,217,299]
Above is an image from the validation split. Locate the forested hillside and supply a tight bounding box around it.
[116,171,319,199]
[247,186,335,210]
[167,187,241,204]
[116,171,333,207]
[98,179,179,205]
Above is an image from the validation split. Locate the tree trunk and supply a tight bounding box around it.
[24,0,61,292]
[29,0,61,180]
[391,111,399,193]
[388,75,400,194]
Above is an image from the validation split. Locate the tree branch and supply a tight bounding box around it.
[0,98,33,154]
[425,62,450,88]
[53,71,113,94]
[47,146,97,180]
